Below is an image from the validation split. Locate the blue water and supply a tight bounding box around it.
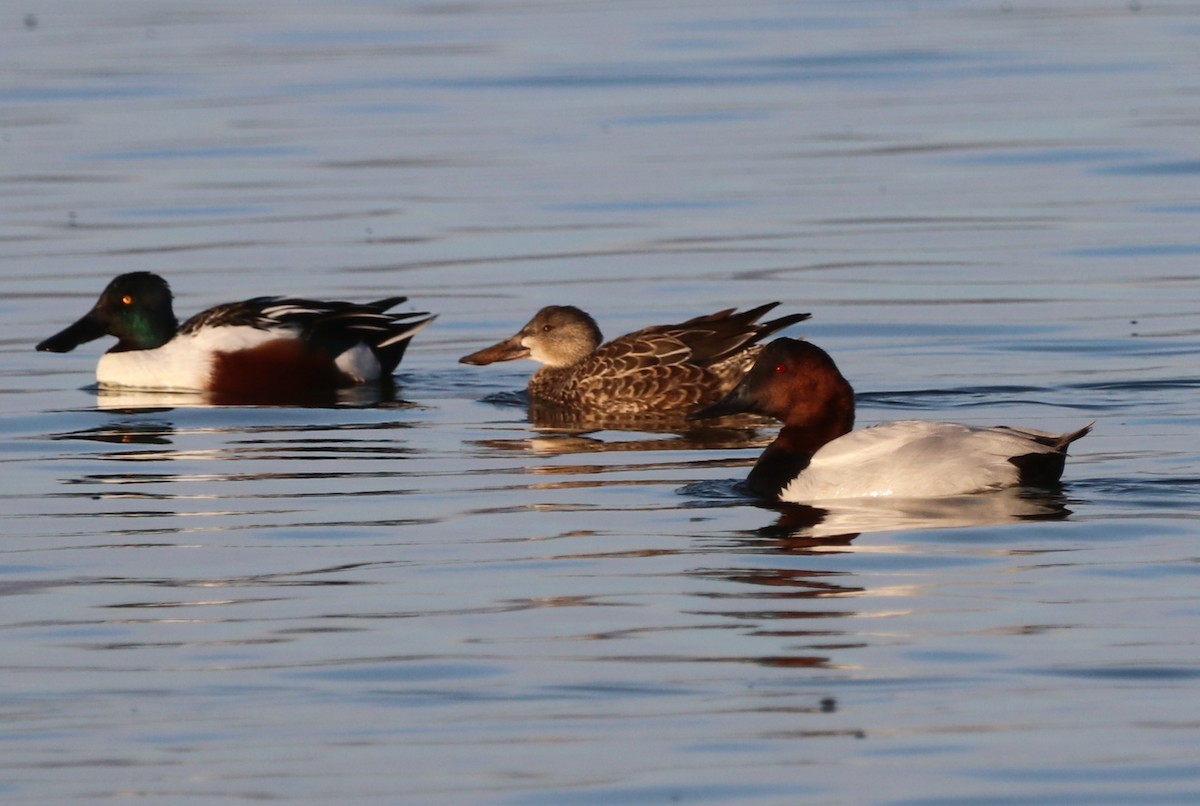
[3,1,1200,803]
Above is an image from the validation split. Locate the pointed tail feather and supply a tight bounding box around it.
[758,311,812,340]
[365,296,408,312]
[996,421,1094,451]
[374,313,437,374]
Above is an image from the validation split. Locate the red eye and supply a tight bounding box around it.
[774,363,787,374]
[121,295,133,305]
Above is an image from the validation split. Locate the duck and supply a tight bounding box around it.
[459,303,811,414]
[688,337,1092,501]
[36,272,436,399]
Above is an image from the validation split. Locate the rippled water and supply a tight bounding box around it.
[4,2,1200,803]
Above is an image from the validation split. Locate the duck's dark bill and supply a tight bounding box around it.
[687,385,760,420]
[36,312,106,353]
[459,337,530,366]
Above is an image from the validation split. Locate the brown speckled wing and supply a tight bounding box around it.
[707,344,764,391]
[634,303,788,365]
[592,332,694,367]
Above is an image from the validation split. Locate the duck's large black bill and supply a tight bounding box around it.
[36,311,106,353]
[687,382,761,420]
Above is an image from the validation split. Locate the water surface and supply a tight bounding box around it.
[3,2,1200,803]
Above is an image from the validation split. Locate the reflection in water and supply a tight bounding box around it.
[684,557,865,672]
[747,488,1074,541]
[478,389,775,434]
[474,393,773,457]
[50,420,175,446]
[43,409,425,535]
[526,397,773,434]
[94,382,407,409]
[682,481,1075,541]
[95,387,209,411]
[474,426,764,459]
[677,490,1073,675]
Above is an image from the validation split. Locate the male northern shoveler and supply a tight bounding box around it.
[36,272,436,399]
[689,337,1092,502]
[458,303,811,414]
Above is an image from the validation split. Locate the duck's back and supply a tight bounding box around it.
[780,420,1085,501]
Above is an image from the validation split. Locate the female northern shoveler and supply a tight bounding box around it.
[37,272,436,399]
[689,337,1092,501]
[458,303,811,414]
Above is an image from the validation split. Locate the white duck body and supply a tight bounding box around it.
[96,326,288,390]
[688,338,1092,504]
[95,326,387,390]
[779,420,1081,502]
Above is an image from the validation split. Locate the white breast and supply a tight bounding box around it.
[95,326,281,390]
[779,420,1051,502]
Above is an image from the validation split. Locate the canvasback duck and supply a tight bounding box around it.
[689,337,1092,501]
[37,272,436,399]
[459,303,810,414]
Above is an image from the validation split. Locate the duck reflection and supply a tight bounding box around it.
[476,427,765,459]
[475,395,773,457]
[94,380,402,410]
[751,487,1075,541]
[526,397,772,434]
[685,488,1074,673]
[50,419,176,447]
[686,556,864,671]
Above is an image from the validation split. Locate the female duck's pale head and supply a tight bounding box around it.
[460,305,603,368]
[37,271,179,354]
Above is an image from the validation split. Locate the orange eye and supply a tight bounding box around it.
[121,295,133,305]
[774,363,787,374]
